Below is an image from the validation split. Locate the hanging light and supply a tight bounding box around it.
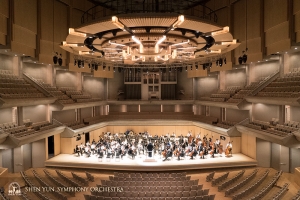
[53,52,58,64]
[224,58,226,64]
[58,54,63,66]
[238,56,243,65]
[219,58,223,67]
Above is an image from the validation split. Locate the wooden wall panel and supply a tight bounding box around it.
[210,62,233,72]
[294,0,300,14]
[295,13,300,32]
[54,1,68,44]
[215,7,229,27]
[0,33,5,45]
[11,41,35,57]
[14,0,37,33]
[12,24,36,49]
[0,14,7,35]
[266,39,291,55]
[72,9,84,28]
[233,0,246,42]
[54,133,61,156]
[40,0,54,41]
[246,0,261,40]
[297,32,300,43]
[72,0,94,11]
[0,0,9,17]
[264,0,288,31]
[265,22,289,47]
[187,64,208,78]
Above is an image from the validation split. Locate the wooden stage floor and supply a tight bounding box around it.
[45,153,257,171]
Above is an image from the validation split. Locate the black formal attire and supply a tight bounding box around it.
[147,142,154,157]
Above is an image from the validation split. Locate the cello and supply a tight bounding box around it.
[225,141,233,157]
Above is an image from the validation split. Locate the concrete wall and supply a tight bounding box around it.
[252,103,279,122]
[2,149,13,172]
[177,70,193,100]
[0,54,14,71]
[81,107,92,120]
[52,110,76,123]
[83,76,106,98]
[290,106,300,122]
[226,109,249,122]
[56,70,78,88]
[140,105,161,112]
[210,106,221,119]
[256,138,271,167]
[195,76,218,98]
[107,71,124,100]
[23,105,47,123]
[0,108,13,124]
[22,62,51,84]
[249,61,279,82]
[22,143,32,171]
[32,139,46,168]
[225,68,246,88]
[289,51,300,72]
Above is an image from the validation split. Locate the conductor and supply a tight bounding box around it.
[147,141,154,157]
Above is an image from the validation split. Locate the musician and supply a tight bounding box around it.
[85,145,91,157]
[177,147,185,161]
[80,143,85,156]
[128,146,135,159]
[171,132,176,137]
[147,141,154,157]
[189,145,197,159]
[187,131,191,137]
[75,145,81,156]
[226,141,233,156]
[163,147,172,161]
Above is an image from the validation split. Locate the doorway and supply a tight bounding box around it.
[48,135,54,158]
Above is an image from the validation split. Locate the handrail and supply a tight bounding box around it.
[249,71,280,96]
[22,73,53,98]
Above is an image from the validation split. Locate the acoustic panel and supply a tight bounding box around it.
[265,21,289,47]
[0,14,7,35]
[264,0,288,31]
[94,67,114,78]
[266,39,291,55]
[0,32,5,45]
[72,0,94,11]
[0,0,9,17]
[187,65,208,78]
[294,0,300,14]
[11,41,35,57]
[295,12,300,32]
[72,9,84,28]
[40,0,54,41]
[13,24,36,49]
[14,0,37,33]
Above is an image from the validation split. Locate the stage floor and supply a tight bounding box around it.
[45,153,257,171]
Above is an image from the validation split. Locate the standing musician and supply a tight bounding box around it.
[225,141,233,157]
[218,142,223,156]
[75,145,81,156]
[147,141,154,157]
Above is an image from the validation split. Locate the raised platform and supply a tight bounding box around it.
[45,153,257,171]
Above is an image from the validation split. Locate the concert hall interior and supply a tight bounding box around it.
[1,0,300,199]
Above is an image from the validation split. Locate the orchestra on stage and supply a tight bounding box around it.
[74,130,233,161]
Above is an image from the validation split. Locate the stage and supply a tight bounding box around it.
[45,153,257,171]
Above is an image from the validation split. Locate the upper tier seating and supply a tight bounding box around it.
[244,119,298,137]
[0,71,46,99]
[200,86,241,102]
[257,71,300,98]
[64,121,87,130]
[83,112,218,125]
[216,121,237,129]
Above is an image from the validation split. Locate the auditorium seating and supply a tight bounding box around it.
[32,169,68,200]
[71,172,89,186]
[1,120,60,138]
[55,170,81,187]
[218,170,245,191]
[88,172,215,199]
[244,119,298,137]
[0,71,46,99]
[64,121,87,130]
[256,72,300,98]
[215,121,237,129]
[292,190,300,200]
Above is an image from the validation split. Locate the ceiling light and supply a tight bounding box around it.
[171,15,185,30]
[109,40,126,46]
[112,16,125,30]
[69,28,86,37]
[295,48,298,50]
[170,39,189,46]
[211,26,229,36]
[132,36,141,45]
[221,39,237,45]
[62,41,78,47]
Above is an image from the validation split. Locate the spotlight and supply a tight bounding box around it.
[118,67,122,73]
[94,64,98,71]
[202,64,206,70]
[216,59,219,66]
[88,63,91,68]
[113,67,115,72]
[81,60,84,68]
[238,56,243,65]
[129,69,132,73]
[108,66,110,71]
[242,54,247,63]
[224,58,226,64]
[185,66,187,71]
[91,63,95,69]
[190,66,192,70]
[103,65,106,71]
[195,65,198,70]
[219,58,223,67]
[78,60,82,68]
[58,54,63,66]
[74,60,77,66]
[53,52,58,64]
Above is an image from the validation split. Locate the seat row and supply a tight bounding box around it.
[55,170,81,187]
[218,170,245,191]
[103,180,198,188]
[84,195,215,200]
[114,172,187,178]
[91,189,209,198]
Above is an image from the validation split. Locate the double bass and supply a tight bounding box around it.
[225,141,233,156]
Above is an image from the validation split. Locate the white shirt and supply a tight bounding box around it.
[226,143,232,148]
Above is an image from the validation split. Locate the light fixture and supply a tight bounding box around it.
[195,64,198,70]
[103,64,106,71]
[211,26,229,36]
[109,40,126,46]
[170,39,189,46]
[94,64,98,71]
[69,28,87,37]
[58,54,63,66]
[132,36,142,45]
[53,52,58,64]
[112,16,125,30]
[185,66,187,71]
[224,58,226,64]
[190,65,192,70]
[62,41,78,47]
[171,15,185,30]
[219,58,223,67]
[221,39,237,45]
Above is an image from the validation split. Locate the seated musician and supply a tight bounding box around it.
[177,147,185,161]
[128,146,135,159]
[187,131,191,137]
[97,146,104,158]
[171,132,176,137]
[215,139,220,153]
[75,145,81,156]
[189,145,197,160]
[80,143,85,156]
[163,148,172,161]
[85,145,91,157]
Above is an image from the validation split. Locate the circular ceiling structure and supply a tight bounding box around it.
[61,13,240,67]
